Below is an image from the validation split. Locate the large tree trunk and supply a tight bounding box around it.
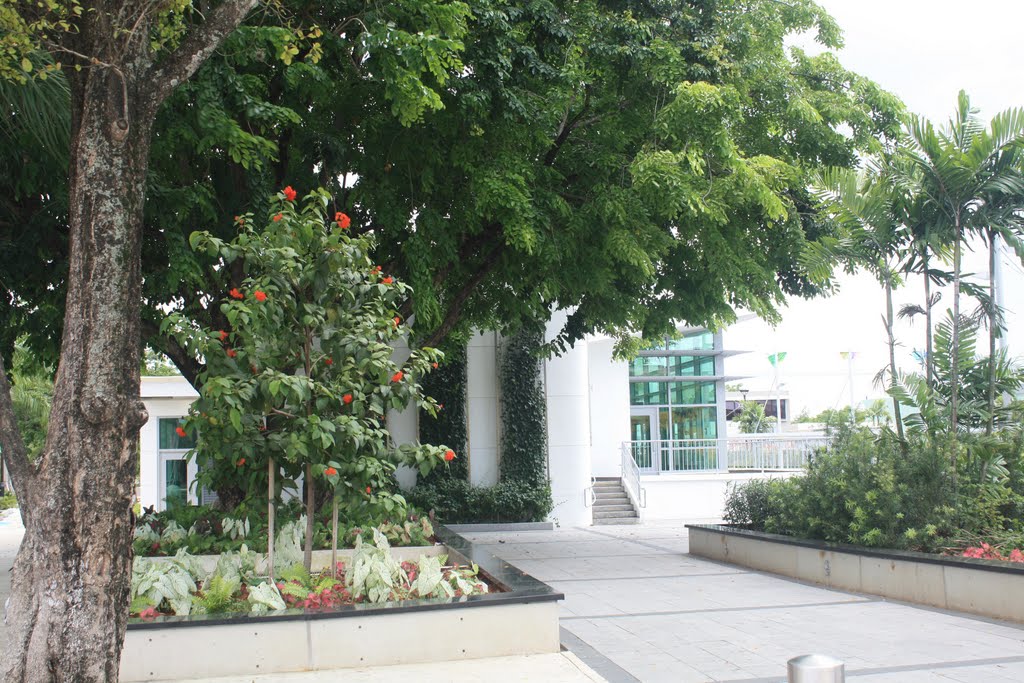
[1,59,154,682]
[0,4,257,680]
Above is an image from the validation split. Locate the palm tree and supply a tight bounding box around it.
[903,91,1024,434]
[807,159,910,440]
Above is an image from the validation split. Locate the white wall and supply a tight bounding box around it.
[640,471,801,521]
[543,312,593,527]
[139,377,200,511]
[586,338,630,478]
[466,331,500,487]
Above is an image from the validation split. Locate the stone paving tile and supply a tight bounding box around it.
[476,521,1024,683]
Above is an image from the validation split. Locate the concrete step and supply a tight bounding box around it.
[592,481,623,489]
[592,503,635,512]
[593,517,640,526]
[593,494,629,502]
[593,491,628,500]
[593,509,638,520]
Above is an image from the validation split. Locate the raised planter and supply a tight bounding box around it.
[687,524,1024,624]
[121,526,563,681]
[147,543,444,575]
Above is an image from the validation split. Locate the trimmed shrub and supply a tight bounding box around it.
[406,479,553,524]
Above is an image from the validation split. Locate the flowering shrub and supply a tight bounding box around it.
[164,188,455,568]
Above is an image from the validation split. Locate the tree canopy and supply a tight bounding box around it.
[1,0,904,382]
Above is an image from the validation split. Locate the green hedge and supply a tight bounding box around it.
[499,328,547,487]
[722,427,1024,552]
[406,479,552,524]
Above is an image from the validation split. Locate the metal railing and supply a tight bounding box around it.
[620,443,646,514]
[624,435,831,474]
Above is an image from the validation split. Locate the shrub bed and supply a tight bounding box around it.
[406,479,553,524]
[724,426,1024,561]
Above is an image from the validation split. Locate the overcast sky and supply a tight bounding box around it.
[726,0,1024,416]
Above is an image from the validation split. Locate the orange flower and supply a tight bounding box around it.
[382,276,393,284]
[229,288,243,299]
[282,186,297,201]
[226,348,237,358]
[237,458,246,466]
[272,213,283,222]
[444,450,456,462]
[365,486,372,494]
[342,393,353,404]
[219,330,228,342]
[254,290,267,302]
[175,426,187,438]
[432,362,438,369]
[391,371,404,383]
[325,467,338,476]
[393,316,401,327]
[335,212,351,230]
[324,357,333,366]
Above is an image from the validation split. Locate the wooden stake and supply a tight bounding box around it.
[331,494,339,579]
[267,456,275,581]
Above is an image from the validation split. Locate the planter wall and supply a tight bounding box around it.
[121,527,563,681]
[688,524,1024,624]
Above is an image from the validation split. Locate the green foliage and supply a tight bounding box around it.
[418,340,468,483]
[0,493,17,510]
[130,550,202,616]
[735,401,776,434]
[194,574,242,615]
[8,339,52,460]
[499,328,547,487]
[346,529,406,603]
[723,479,786,529]
[407,479,553,524]
[165,190,451,523]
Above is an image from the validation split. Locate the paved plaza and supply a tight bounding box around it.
[3,510,1024,681]
[461,522,1024,682]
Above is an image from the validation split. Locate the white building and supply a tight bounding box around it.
[139,312,821,524]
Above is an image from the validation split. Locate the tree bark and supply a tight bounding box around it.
[0,3,257,680]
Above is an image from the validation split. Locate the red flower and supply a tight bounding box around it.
[391,371,404,383]
[254,290,267,302]
[444,450,456,462]
[234,216,244,225]
[393,316,401,327]
[283,186,297,201]
[325,467,338,477]
[432,362,438,369]
[258,424,267,431]
[342,393,353,404]
[229,288,243,299]
[335,212,351,230]
[227,348,237,358]
[175,426,187,438]
[372,266,382,274]
[138,607,159,619]
[382,276,393,284]
[219,330,228,342]
[237,458,246,466]
[366,486,372,494]
[324,358,333,366]
[272,213,283,222]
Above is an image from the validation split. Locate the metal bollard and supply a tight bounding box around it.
[787,654,845,682]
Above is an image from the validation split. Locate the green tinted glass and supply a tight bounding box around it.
[159,418,196,450]
[630,382,668,406]
[164,459,188,509]
[666,332,713,351]
[669,381,717,405]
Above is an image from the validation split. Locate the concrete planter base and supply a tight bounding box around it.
[687,524,1024,624]
[121,527,562,681]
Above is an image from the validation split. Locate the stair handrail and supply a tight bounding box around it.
[620,442,646,515]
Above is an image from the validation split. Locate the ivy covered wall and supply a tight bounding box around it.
[498,327,548,487]
[417,341,468,483]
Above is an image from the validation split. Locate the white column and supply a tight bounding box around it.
[586,337,629,478]
[544,311,593,527]
[466,330,500,486]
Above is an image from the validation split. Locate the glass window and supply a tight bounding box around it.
[669,355,715,376]
[666,331,714,351]
[159,418,196,450]
[629,356,670,377]
[669,381,717,405]
[165,459,188,510]
[670,407,718,440]
[630,382,668,406]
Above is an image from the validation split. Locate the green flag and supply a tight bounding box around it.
[768,352,787,367]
